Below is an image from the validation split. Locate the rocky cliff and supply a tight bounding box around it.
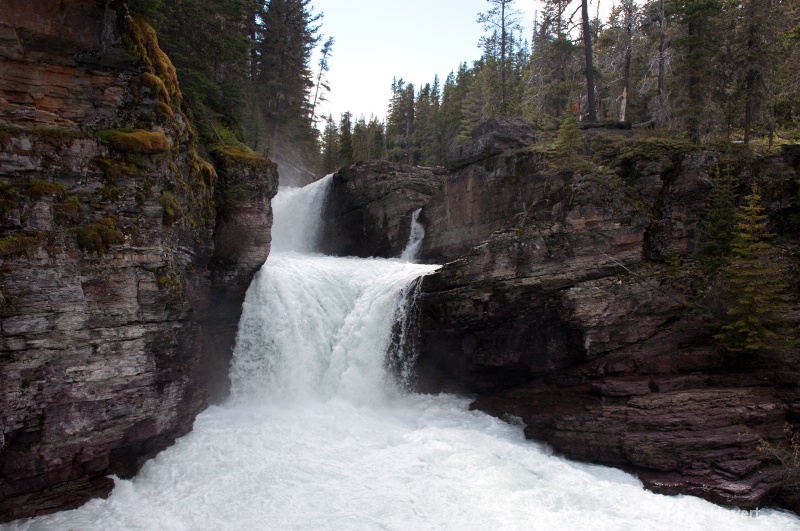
[320,160,446,258]
[321,122,800,512]
[416,127,800,511]
[0,1,277,521]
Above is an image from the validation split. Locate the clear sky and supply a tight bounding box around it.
[309,0,606,127]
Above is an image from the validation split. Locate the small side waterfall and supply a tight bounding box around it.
[399,208,425,262]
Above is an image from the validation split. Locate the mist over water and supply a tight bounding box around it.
[7,177,800,531]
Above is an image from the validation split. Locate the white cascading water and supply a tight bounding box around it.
[399,208,425,262]
[8,175,800,531]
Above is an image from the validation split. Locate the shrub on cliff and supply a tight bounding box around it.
[106,130,170,154]
[69,218,124,256]
[550,113,590,172]
[759,423,800,511]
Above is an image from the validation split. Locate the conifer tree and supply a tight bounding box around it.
[413,84,436,165]
[551,111,585,170]
[352,116,369,163]
[477,0,522,115]
[368,117,386,160]
[717,185,797,354]
[319,114,339,174]
[250,0,321,170]
[386,80,416,163]
[310,36,334,127]
[339,112,354,167]
[581,0,597,121]
[153,0,252,143]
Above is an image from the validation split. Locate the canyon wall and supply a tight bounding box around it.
[416,127,800,511]
[0,1,277,521]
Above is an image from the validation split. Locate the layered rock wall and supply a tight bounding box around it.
[415,128,800,510]
[0,2,277,521]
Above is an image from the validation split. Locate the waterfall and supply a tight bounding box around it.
[230,174,438,403]
[229,253,437,403]
[399,208,425,262]
[10,180,799,531]
[269,174,332,253]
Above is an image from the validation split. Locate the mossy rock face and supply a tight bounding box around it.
[107,130,170,154]
[21,179,67,199]
[69,218,124,256]
[141,72,169,104]
[159,191,184,226]
[210,145,273,171]
[0,234,41,258]
[120,15,183,107]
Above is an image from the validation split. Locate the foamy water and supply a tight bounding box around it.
[7,175,799,531]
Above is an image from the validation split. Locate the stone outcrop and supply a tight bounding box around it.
[414,125,800,511]
[319,160,445,258]
[0,2,277,521]
[446,117,538,171]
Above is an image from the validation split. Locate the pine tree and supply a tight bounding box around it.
[386,80,415,163]
[319,114,339,174]
[551,111,585,170]
[339,112,354,167]
[440,66,472,150]
[477,0,522,115]
[153,0,252,143]
[368,117,386,160]
[250,0,321,169]
[716,184,797,354]
[310,36,334,127]
[352,116,368,163]
[581,0,597,121]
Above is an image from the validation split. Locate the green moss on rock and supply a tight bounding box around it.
[106,130,170,154]
[159,191,184,225]
[69,218,124,256]
[0,234,41,258]
[210,145,272,170]
[22,179,67,199]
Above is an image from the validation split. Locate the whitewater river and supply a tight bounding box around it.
[7,176,800,531]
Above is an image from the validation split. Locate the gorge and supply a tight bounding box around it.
[7,171,800,531]
[2,0,800,528]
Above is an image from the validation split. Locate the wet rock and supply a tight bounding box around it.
[319,160,445,258]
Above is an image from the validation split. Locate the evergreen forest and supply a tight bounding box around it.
[128,0,800,179]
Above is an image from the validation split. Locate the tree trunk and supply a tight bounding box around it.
[656,0,666,126]
[743,20,757,145]
[686,20,700,144]
[582,0,597,121]
[621,0,633,122]
[501,1,507,115]
[406,88,415,164]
